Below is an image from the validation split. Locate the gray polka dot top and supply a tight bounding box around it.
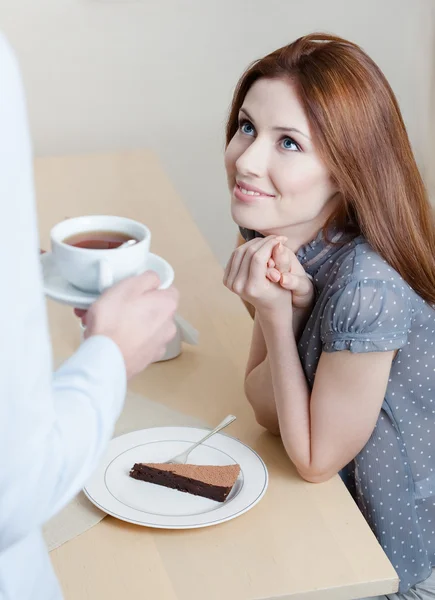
[240,225,435,593]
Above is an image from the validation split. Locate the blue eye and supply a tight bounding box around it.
[281,137,299,151]
[240,120,255,136]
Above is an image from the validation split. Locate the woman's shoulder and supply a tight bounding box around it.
[332,237,415,299]
[318,238,419,353]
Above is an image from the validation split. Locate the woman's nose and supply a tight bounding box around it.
[235,139,268,179]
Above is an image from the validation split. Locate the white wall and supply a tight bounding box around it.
[429,21,435,203]
[1,0,434,264]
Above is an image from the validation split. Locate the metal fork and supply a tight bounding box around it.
[165,414,237,464]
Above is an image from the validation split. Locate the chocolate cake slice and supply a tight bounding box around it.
[129,463,241,502]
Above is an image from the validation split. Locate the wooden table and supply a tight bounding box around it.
[35,151,398,600]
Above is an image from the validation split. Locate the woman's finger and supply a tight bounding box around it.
[266,267,281,283]
[272,243,293,274]
[233,243,260,290]
[225,244,251,289]
[223,252,235,286]
[227,236,281,289]
[280,272,313,297]
[248,236,286,279]
[288,250,308,277]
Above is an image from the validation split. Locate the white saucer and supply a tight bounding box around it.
[41,251,174,309]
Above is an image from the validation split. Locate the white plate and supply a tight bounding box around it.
[84,426,268,529]
[41,251,174,309]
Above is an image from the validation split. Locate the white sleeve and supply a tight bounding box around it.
[0,33,127,552]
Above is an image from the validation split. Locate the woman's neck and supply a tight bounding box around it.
[261,219,328,254]
[259,195,341,254]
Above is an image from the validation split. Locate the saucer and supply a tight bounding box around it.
[41,251,174,309]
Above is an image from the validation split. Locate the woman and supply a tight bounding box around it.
[223,33,435,599]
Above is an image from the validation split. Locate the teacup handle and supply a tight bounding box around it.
[97,258,114,293]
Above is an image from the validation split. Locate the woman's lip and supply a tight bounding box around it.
[236,181,275,196]
[234,181,274,203]
[234,184,271,203]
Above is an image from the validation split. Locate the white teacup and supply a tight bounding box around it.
[51,215,151,294]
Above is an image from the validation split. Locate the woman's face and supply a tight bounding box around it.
[225,77,338,240]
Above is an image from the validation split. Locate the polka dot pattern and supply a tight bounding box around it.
[296,228,435,594]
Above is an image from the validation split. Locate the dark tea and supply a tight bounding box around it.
[64,230,137,250]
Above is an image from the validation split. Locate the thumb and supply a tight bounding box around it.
[100,270,161,302]
[116,270,161,296]
[137,270,162,292]
[280,272,313,297]
[272,243,292,273]
[266,267,281,283]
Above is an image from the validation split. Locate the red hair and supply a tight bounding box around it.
[226,33,435,304]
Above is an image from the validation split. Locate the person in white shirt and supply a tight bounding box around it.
[0,33,178,600]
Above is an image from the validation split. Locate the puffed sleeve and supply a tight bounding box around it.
[320,278,413,353]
